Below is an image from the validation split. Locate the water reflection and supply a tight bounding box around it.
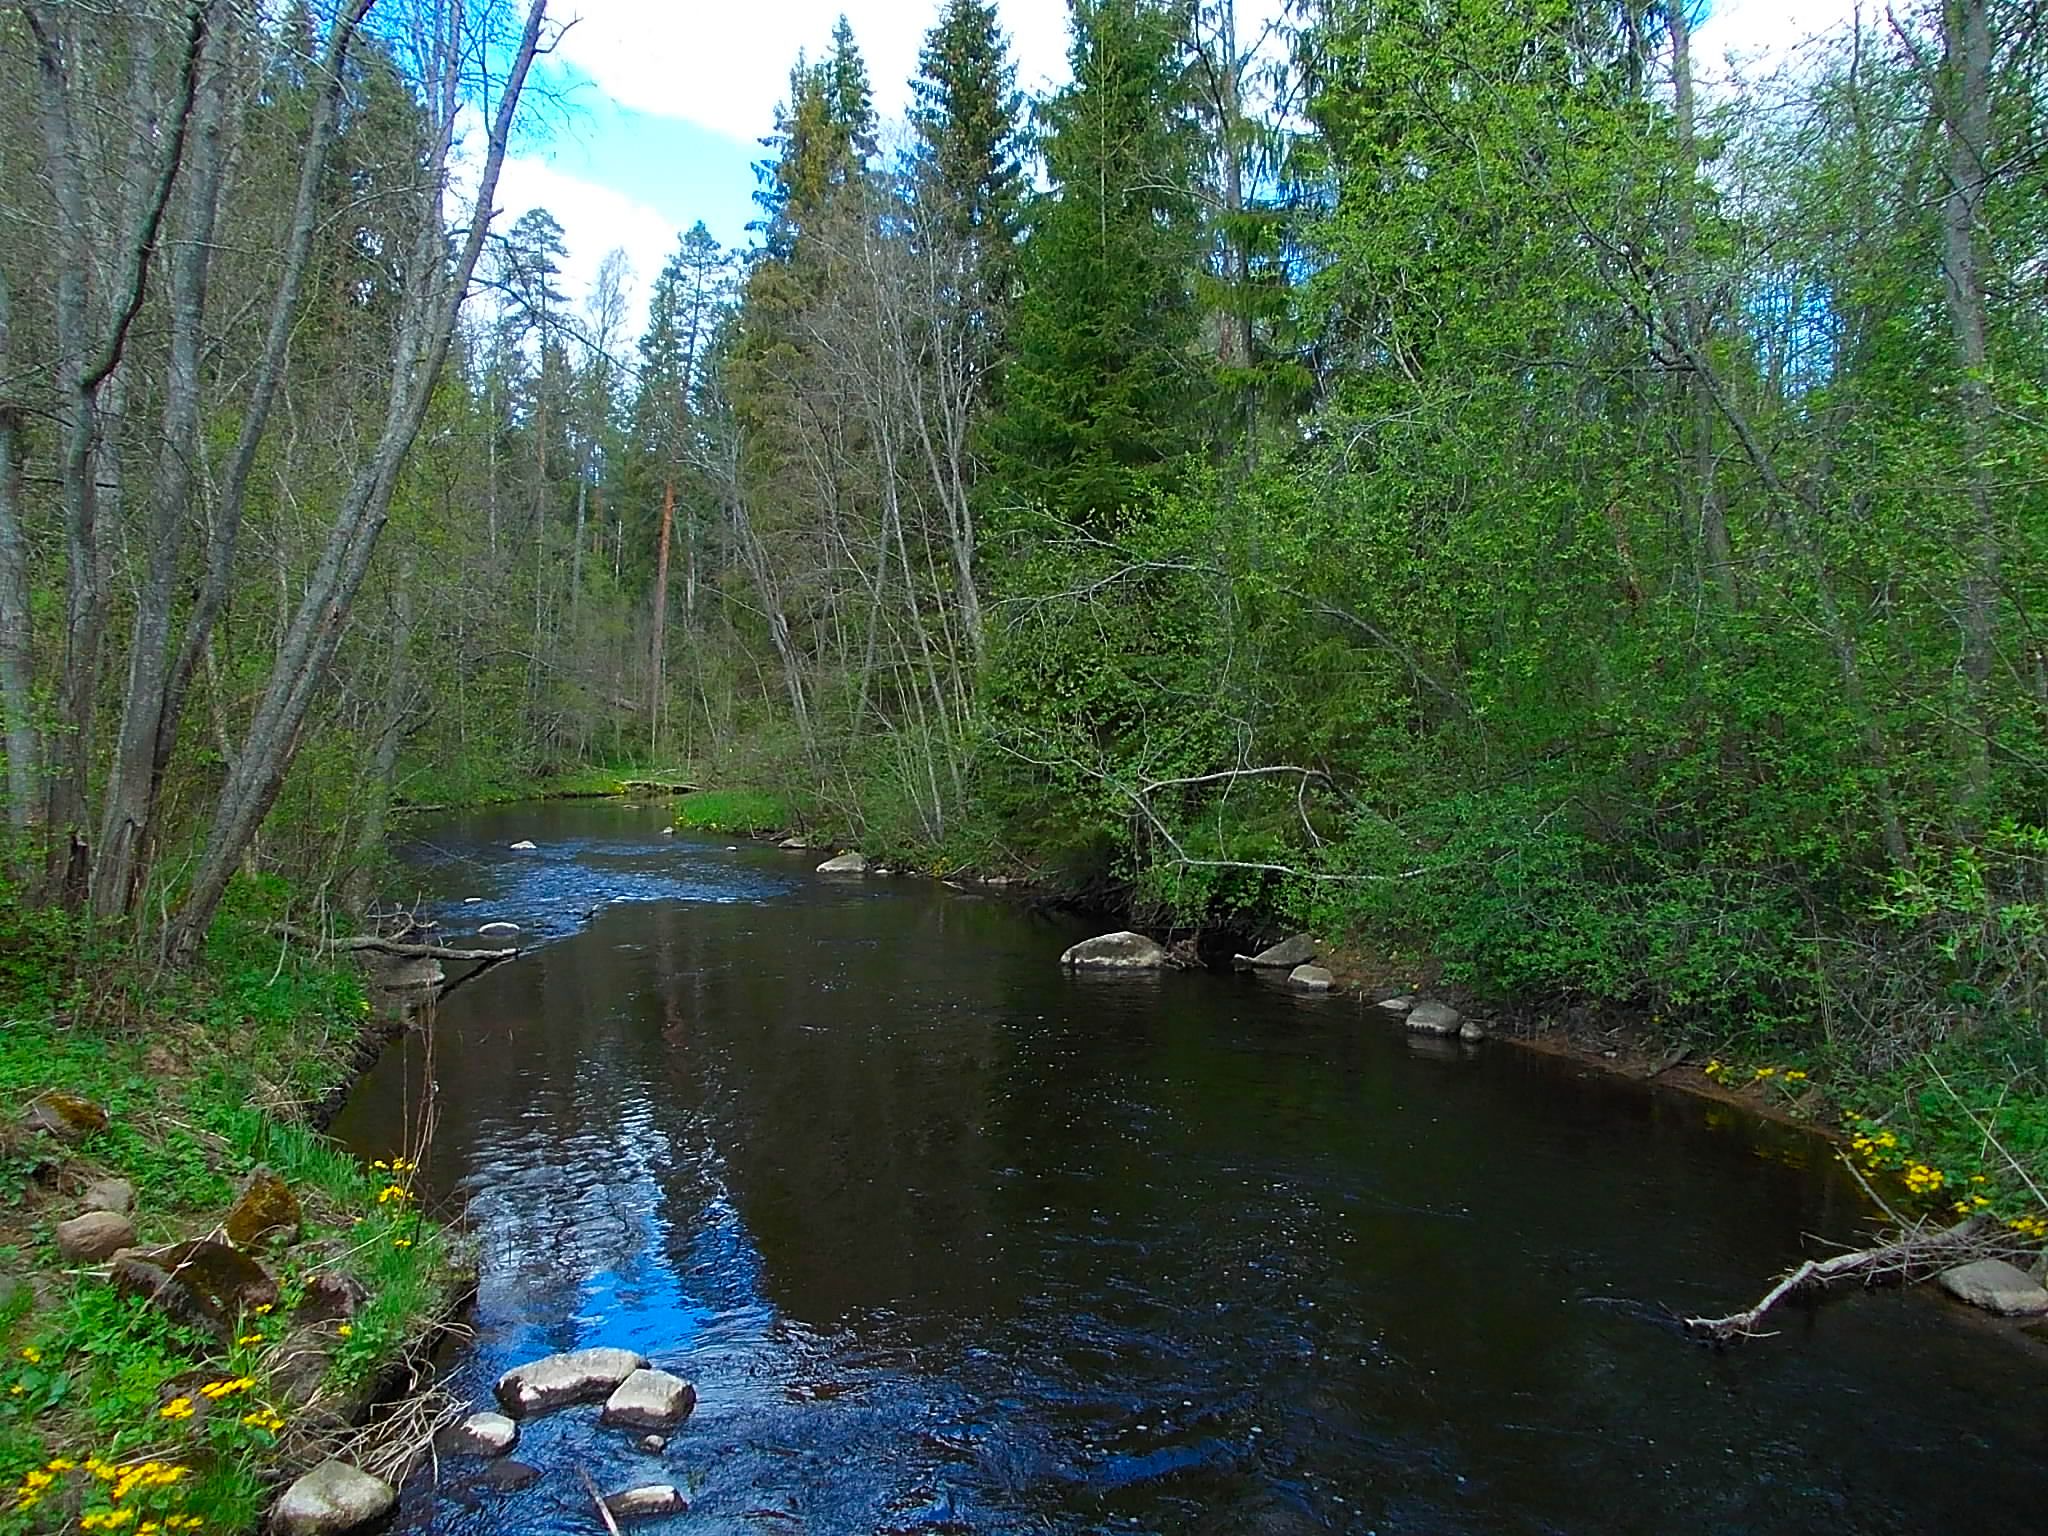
[329,803,2048,1535]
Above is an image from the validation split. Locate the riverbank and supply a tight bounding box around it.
[0,891,462,1535]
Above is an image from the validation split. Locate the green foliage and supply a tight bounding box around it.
[668,789,792,834]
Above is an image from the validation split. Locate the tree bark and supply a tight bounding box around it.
[0,270,34,837]
[649,478,674,757]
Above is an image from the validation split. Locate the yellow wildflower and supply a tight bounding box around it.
[377,1184,410,1205]
[159,1397,195,1420]
[337,1324,352,1339]
[237,1333,264,1346]
[1784,1070,1807,1081]
[19,1346,41,1364]
[393,1237,413,1249]
[241,1406,285,1432]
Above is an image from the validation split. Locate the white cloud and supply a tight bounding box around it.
[1696,0,1860,81]
[494,154,679,339]
[555,0,1075,148]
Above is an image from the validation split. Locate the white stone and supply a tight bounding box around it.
[442,1410,518,1457]
[270,1460,396,1536]
[477,922,519,937]
[600,1368,698,1432]
[1288,964,1335,993]
[1376,994,1416,1014]
[605,1485,688,1521]
[638,1434,668,1454]
[1405,999,1463,1036]
[1937,1259,2048,1316]
[777,836,809,850]
[1060,931,1168,970]
[494,1346,648,1417]
[509,840,537,852]
[817,852,868,873]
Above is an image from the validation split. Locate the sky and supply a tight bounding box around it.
[495,0,1862,340]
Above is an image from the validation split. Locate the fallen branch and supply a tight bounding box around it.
[577,1465,625,1536]
[1683,1216,1989,1342]
[269,923,516,964]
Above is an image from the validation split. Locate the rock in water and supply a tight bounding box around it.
[473,1460,542,1493]
[83,1178,136,1215]
[777,835,809,850]
[1937,1259,2048,1316]
[1405,1000,1463,1036]
[816,851,868,873]
[112,1238,277,1335]
[606,1485,688,1521]
[1287,964,1335,993]
[494,1346,649,1417]
[271,1460,396,1535]
[601,1368,698,1431]
[1459,1018,1488,1042]
[55,1210,135,1261]
[478,921,519,938]
[1060,931,1168,970]
[24,1091,106,1141]
[1244,934,1319,969]
[438,1411,519,1458]
[509,840,537,852]
[638,1434,668,1455]
[1375,994,1416,1015]
[224,1167,302,1249]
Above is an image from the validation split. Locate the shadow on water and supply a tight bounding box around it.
[329,801,2048,1535]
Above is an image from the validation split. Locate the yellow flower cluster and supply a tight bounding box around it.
[15,1458,192,1521]
[2010,1213,2048,1241]
[1703,1059,1724,1078]
[197,1376,254,1401]
[108,1462,189,1503]
[20,1346,42,1364]
[376,1184,411,1205]
[370,1157,418,1174]
[241,1406,285,1433]
[1903,1163,1945,1195]
[159,1397,195,1421]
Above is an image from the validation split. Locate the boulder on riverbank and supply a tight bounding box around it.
[270,1459,396,1535]
[1937,1258,2048,1316]
[817,851,868,874]
[1288,964,1336,993]
[1405,1000,1463,1036]
[25,1091,107,1141]
[113,1238,277,1335]
[1060,931,1169,970]
[55,1210,135,1260]
[494,1346,648,1417]
[225,1167,302,1249]
[1237,934,1319,970]
[601,1367,698,1431]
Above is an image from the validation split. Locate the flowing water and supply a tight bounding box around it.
[330,801,2048,1535]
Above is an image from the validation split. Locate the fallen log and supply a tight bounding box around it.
[1683,1216,1991,1342]
[269,923,516,964]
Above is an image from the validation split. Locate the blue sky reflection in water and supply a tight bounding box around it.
[331,802,2048,1535]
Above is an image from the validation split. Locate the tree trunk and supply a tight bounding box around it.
[649,478,674,758]
[0,270,35,837]
[349,559,415,913]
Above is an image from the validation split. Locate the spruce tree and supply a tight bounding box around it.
[991,0,1205,524]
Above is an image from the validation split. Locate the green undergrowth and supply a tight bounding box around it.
[0,879,459,1535]
[667,789,792,835]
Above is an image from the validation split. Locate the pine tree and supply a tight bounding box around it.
[991,0,1205,524]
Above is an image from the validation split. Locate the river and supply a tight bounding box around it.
[329,801,2047,1534]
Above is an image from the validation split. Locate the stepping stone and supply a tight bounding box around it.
[494,1346,648,1417]
[1060,931,1167,969]
[1405,999,1463,1036]
[1288,964,1335,993]
[601,1368,697,1432]
[606,1485,688,1521]
[816,852,867,873]
[438,1410,518,1457]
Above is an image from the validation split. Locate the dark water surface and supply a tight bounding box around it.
[331,802,2047,1535]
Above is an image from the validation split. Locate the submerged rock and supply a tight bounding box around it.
[25,1091,106,1142]
[55,1209,135,1261]
[605,1485,688,1521]
[439,1410,519,1458]
[473,1459,542,1493]
[601,1368,698,1432]
[777,835,810,850]
[1459,1017,1488,1042]
[270,1459,396,1535]
[816,851,868,874]
[1060,931,1168,970]
[1375,994,1416,1015]
[494,1346,649,1417]
[1288,964,1336,993]
[113,1238,277,1335]
[83,1178,136,1215]
[1405,1000,1463,1036]
[1937,1259,2048,1316]
[478,921,520,938]
[1243,934,1319,969]
[638,1434,668,1455]
[225,1167,302,1249]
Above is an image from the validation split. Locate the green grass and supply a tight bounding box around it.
[668,789,791,834]
[0,883,463,1535]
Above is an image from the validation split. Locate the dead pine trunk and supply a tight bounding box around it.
[649,478,675,759]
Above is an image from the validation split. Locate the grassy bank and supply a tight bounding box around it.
[0,883,458,1535]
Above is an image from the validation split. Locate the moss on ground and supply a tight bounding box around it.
[0,883,460,1535]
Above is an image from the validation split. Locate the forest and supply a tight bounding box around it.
[0,0,2043,1092]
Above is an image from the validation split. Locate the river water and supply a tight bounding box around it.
[330,802,2047,1535]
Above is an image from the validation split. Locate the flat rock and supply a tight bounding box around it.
[113,1238,278,1335]
[1288,964,1335,993]
[225,1167,302,1249]
[816,851,868,873]
[777,835,810,850]
[83,1178,136,1215]
[1375,994,1416,1015]
[25,1091,106,1141]
[495,1346,649,1417]
[1405,999,1463,1036]
[509,840,537,852]
[1245,934,1319,969]
[55,1209,135,1261]
[606,1485,688,1521]
[438,1410,519,1458]
[601,1368,698,1432]
[1937,1259,2048,1316]
[477,921,520,938]
[1060,931,1168,970]
[472,1459,542,1493]
[270,1459,396,1536]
